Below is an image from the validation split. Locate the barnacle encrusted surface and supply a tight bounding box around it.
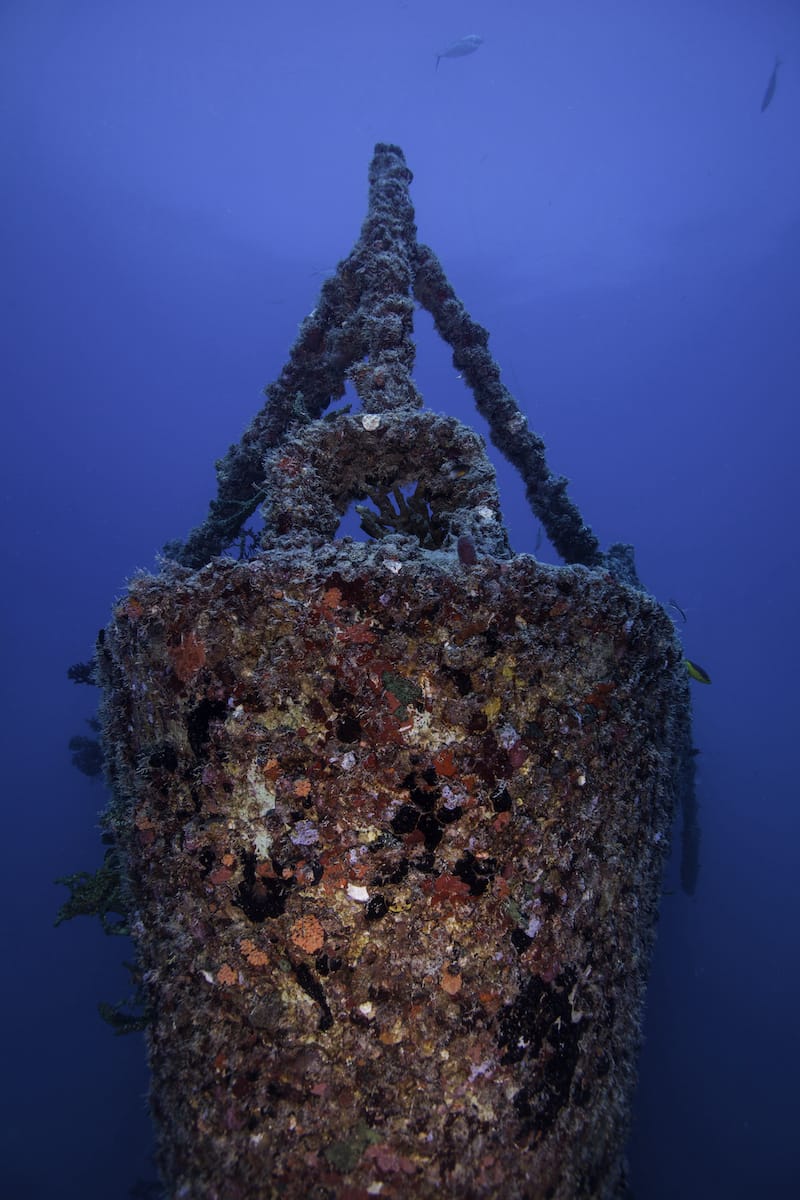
[260,410,510,558]
[99,540,688,1200]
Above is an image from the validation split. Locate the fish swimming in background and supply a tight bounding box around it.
[760,55,782,111]
[436,33,483,70]
[667,597,688,624]
[685,658,712,685]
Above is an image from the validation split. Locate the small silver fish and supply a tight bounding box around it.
[667,598,688,624]
[760,55,782,112]
[435,33,483,70]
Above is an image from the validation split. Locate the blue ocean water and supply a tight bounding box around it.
[2,2,798,1197]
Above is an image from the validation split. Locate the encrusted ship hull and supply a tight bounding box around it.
[99,539,688,1199]
[80,140,695,1198]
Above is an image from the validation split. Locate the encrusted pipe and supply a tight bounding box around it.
[167,144,605,573]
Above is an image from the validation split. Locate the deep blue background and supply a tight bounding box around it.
[2,2,798,1197]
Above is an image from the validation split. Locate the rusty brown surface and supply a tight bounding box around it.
[99,541,688,1199]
